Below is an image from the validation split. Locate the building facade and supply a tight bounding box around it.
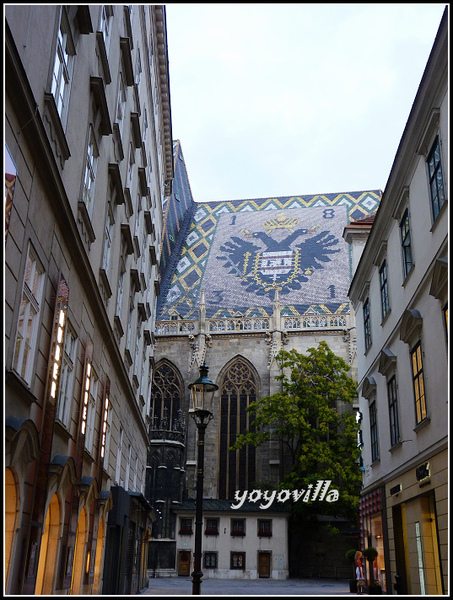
[348,9,448,595]
[147,139,382,578]
[5,5,172,595]
[173,500,290,580]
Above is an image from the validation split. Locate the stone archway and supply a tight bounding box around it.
[5,467,20,591]
[35,493,61,595]
[71,506,87,595]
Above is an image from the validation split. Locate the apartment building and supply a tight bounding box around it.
[348,9,448,595]
[5,5,172,595]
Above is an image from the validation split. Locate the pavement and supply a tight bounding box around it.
[140,576,359,596]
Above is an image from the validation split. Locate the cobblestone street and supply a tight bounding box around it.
[141,576,355,596]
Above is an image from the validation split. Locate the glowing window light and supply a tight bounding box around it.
[50,309,67,399]
[100,394,109,458]
[80,358,92,435]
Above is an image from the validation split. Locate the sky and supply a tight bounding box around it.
[165,3,446,203]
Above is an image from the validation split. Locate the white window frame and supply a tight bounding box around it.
[13,244,45,384]
[102,201,115,273]
[99,5,113,54]
[56,323,78,427]
[116,70,127,135]
[51,10,75,125]
[85,369,99,453]
[82,126,99,217]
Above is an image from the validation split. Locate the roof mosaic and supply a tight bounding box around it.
[157,143,381,321]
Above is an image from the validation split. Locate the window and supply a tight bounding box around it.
[99,5,113,53]
[219,358,257,500]
[387,376,400,447]
[379,260,390,320]
[115,251,126,320]
[13,244,45,384]
[125,287,136,358]
[427,136,446,221]
[85,370,98,453]
[51,10,75,124]
[116,71,127,135]
[82,126,99,217]
[125,444,131,491]
[102,201,115,274]
[115,428,123,484]
[101,387,111,461]
[204,552,218,569]
[400,209,413,277]
[363,298,372,351]
[179,518,193,535]
[231,552,246,570]
[369,401,379,463]
[231,519,245,536]
[56,324,78,426]
[258,519,272,537]
[411,342,427,425]
[151,362,183,431]
[205,518,219,536]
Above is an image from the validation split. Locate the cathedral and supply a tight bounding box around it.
[145,139,381,578]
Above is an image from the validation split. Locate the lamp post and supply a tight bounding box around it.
[188,363,218,595]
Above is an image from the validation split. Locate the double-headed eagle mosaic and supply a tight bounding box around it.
[216,213,341,299]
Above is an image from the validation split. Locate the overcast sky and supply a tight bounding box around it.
[165,3,446,203]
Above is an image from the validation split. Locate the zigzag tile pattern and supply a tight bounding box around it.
[158,188,381,320]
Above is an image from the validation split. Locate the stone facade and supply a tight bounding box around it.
[348,10,448,595]
[5,5,172,595]
[148,139,381,577]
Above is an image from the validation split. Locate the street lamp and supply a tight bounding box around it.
[188,363,218,595]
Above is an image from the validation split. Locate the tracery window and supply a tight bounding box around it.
[151,362,184,431]
[219,358,257,500]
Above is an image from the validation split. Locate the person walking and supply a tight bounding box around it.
[355,551,365,595]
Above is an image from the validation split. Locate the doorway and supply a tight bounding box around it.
[258,551,271,578]
[177,550,191,576]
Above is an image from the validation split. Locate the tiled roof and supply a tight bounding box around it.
[157,144,382,321]
[173,498,291,514]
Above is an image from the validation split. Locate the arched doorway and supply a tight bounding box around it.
[5,468,20,592]
[71,506,87,595]
[92,516,105,594]
[35,493,61,595]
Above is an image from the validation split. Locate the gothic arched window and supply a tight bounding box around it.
[218,357,257,500]
[151,361,184,432]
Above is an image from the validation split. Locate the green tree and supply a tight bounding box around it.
[232,341,362,522]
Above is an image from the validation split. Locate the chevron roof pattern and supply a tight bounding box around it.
[158,144,381,321]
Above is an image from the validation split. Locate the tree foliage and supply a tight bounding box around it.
[232,341,361,521]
